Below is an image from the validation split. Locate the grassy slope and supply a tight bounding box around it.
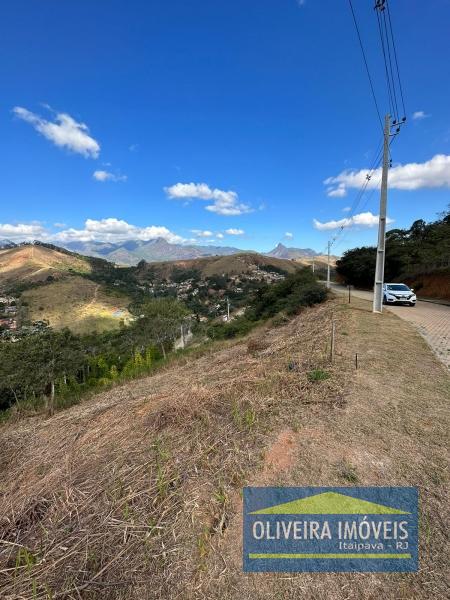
[22,276,131,334]
[0,298,448,598]
[0,245,91,285]
[135,252,301,281]
[293,254,337,268]
[0,245,131,333]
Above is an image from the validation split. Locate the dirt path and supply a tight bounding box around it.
[85,283,100,309]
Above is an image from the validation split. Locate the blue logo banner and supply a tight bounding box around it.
[243,486,418,572]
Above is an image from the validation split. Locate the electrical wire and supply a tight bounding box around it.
[321,140,384,255]
[386,1,406,118]
[382,10,400,122]
[332,133,399,251]
[375,8,396,121]
[348,0,384,132]
[325,1,407,257]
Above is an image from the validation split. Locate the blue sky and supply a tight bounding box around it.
[1,0,449,255]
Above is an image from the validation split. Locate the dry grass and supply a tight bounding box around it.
[22,277,131,334]
[0,297,448,599]
[0,246,90,285]
[293,255,336,269]
[0,300,343,599]
[136,253,300,282]
[201,297,450,600]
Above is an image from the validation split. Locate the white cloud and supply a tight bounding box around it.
[53,218,184,244]
[53,222,67,228]
[13,106,100,158]
[225,228,245,235]
[0,222,46,240]
[191,229,214,238]
[216,233,224,239]
[313,211,394,231]
[412,110,430,121]
[164,182,252,216]
[342,207,351,213]
[325,154,450,196]
[327,184,347,198]
[284,232,294,239]
[93,170,127,183]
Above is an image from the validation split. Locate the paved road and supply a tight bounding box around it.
[331,284,450,369]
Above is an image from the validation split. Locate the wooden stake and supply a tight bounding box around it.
[330,320,335,364]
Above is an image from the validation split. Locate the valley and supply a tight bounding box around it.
[0,242,316,338]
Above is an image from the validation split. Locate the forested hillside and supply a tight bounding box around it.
[0,269,326,416]
[336,210,450,299]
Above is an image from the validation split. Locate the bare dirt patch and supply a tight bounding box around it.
[262,429,299,476]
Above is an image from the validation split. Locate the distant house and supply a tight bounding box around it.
[0,318,16,331]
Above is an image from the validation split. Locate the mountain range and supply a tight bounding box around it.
[266,243,317,260]
[0,238,321,265]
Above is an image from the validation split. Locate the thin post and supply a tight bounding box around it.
[312,256,315,274]
[330,320,335,364]
[180,323,185,349]
[326,242,331,289]
[373,114,391,313]
[348,285,351,304]
[226,297,230,322]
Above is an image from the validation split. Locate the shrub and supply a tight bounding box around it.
[247,268,327,321]
[307,369,330,382]
[207,316,255,340]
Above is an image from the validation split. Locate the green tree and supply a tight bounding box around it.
[137,298,189,358]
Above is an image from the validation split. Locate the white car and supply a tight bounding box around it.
[383,283,416,306]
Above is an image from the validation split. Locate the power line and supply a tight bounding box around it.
[386,1,406,118]
[375,8,396,121]
[375,0,407,126]
[348,0,384,132]
[333,131,401,251]
[327,141,384,250]
[382,10,400,122]
[322,1,407,266]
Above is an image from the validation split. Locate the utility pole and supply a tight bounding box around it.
[326,241,331,289]
[226,297,230,322]
[312,256,315,274]
[180,322,185,349]
[373,114,391,313]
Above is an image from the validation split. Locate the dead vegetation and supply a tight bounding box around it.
[0,245,90,285]
[0,300,344,599]
[0,296,449,599]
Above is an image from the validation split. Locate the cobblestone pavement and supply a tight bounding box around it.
[331,285,450,369]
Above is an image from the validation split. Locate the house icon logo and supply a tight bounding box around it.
[243,487,418,573]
